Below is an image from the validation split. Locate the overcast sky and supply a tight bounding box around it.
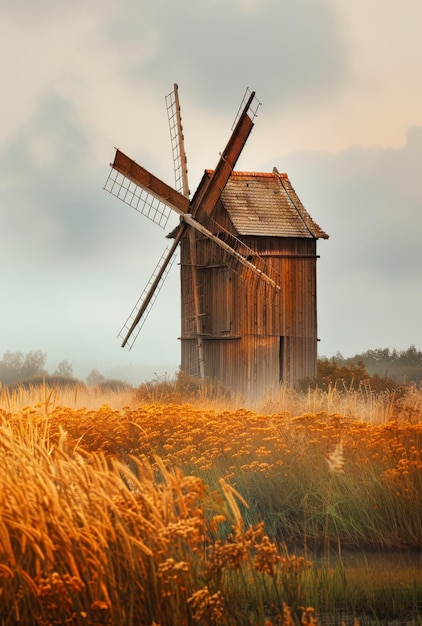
[1,0,422,382]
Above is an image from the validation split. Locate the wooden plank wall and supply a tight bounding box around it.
[179,233,320,397]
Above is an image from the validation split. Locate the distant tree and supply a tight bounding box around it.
[0,352,23,384]
[86,369,105,387]
[335,345,422,383]
[398,344,422,366]
[21,350,47,379]
[54,359,73,377]
[0,350,47,385]
[2,350,24,371]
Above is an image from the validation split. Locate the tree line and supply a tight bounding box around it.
[1,346,422,392]
[0,350,131,390]
[332,345,422,384]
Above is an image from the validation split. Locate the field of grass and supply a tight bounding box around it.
[0,380,421,625]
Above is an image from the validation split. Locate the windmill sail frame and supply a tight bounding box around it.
[166,83,190,198]
[118,235,181,349]
[104,88,271,351]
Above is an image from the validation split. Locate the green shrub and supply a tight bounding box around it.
[300,359,408,397]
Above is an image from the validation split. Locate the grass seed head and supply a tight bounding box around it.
[327,441,345,474]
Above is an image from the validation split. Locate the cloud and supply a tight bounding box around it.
[286,125,422,276]
[0,79,181,375]
[276,126,422,355]
[106,0,350,113]
[1,92,100,265]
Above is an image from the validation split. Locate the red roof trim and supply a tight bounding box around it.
[205,169,289,181]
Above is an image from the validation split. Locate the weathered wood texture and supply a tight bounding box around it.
[180,232,320,398]
[177,168,328,400]
[111,149,189,215]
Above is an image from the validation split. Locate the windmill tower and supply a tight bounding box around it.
[104,85,328,398]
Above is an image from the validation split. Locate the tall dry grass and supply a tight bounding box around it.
[134,372,422,423]
[0,381,137,414]
[1,379,422,623]
[0,409,312,625]
[3,375,422,424]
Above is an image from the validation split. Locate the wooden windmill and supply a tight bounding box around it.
[104,85,328,398]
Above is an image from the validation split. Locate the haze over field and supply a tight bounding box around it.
[1,0,422,381]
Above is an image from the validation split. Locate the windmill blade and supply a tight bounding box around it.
[182,214,280,293]
[191,90,261,219]
[231,87,261,130]
[185,89,274,296]
[165,83,190,198]
[104,149,189,229]
[119,225,186,349]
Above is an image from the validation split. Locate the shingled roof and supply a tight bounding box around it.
[218,170,328,239]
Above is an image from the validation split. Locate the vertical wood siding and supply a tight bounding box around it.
[179,230,320,399]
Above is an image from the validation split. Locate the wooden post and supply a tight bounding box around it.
[189,228,205,379]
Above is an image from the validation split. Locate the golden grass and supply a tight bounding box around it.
[1,380,421,623]
[3,376,422,424]
[0,381,137,413]
[0,408,314,625]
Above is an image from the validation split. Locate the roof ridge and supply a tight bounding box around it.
[205,169,289,180]
[277,175,315,238]
[276,176,329,240]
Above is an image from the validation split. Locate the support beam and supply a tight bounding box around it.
[182,214,281,291]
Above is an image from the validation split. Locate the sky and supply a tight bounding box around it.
[1,0,422,383]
